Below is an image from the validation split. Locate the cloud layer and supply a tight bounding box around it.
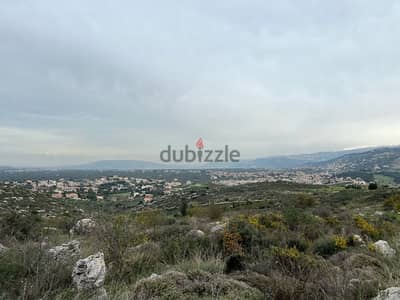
[1,0,400,166]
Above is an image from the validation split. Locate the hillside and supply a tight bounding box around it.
[312,146,400,172]
[68,148,376,170]
[2,180,400,299]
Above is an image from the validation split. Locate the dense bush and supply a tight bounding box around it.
[368,182,378,190]
[188,204,224,221]
[313,236,347,257]
[0,212,42,240]
[354,215,380,239]
[296,193,317,208]
[384,194,400,211]
[0,243,73,299]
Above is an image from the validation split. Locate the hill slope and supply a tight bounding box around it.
[311,146,400,172]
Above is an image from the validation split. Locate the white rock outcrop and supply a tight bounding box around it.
[48,240,80,261]
[72,252,107,299]
[70,218,96,235]
[352,234,364,246]
[210,223,226,233]
[374,287,400,300]
[374,240,396,258]
[187,229,205,238]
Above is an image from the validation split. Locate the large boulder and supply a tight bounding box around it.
[71,218,96,235]
[72,252,107,299]
[48,240,80,261]
[210,223,226,233]
[374,240,396,258]
[374,287,400,300]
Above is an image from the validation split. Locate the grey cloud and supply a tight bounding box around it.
[0,0,400,165]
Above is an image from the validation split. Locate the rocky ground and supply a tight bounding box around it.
[1,182,400,299]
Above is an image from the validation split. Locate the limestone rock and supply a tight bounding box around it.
[374,287,400,300]
[374,240,396,257]
[49,240,80,261]
[149,273,160,279]
[352,234,365,246]
[71,218,96,235]
[72,252,107,299]
[187,229,205,238]
[210,223,226,233]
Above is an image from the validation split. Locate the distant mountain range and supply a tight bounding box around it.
[234,147,377,169]
[70,160,166,170]
[3,146,400,173]
[64,146,395,171]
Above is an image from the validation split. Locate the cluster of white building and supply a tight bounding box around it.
[21,176,187,202]
[210,170,367,186]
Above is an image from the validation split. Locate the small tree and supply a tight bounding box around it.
[368,182,378,190]
[87,188,97,201]
[180,199,188,217]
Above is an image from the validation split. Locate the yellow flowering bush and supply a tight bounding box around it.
[272,246,300,259]
[384,194,400,212]
[354,215,380,239]
[368,242,376,252]
[258,213,287,231]
[333,235,347,250]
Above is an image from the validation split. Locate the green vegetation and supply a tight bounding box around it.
[374,174,396,186]
[1,181,400,299]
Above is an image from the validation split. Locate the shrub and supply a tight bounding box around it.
[333,235,347,250]
[354,215,380,239]
[368,182,378,190]
[0,243,73,299]
[384,194,400,211]
[313,236,347,257]
[227,217,268,254]
[283,208,314,231]
[324,216,340,226]
[272,246,300,259]
[160,235,215,265]
[368,242,376,252]
[95,215,150,281]
[258,213,287,231]
[179,199,188,217]
[296,193,317,208]
[131,270,264,300]
[286,237,309,252]
[223,228,243,256]
[224,254,245,273]
[188,204,224,221]
[135,211,175,227]
[0,211,42,240]
[47,215,76,234]
[247,215,262,228]
[270,246,323,279]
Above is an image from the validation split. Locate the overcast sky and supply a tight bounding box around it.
[1,1,400,166]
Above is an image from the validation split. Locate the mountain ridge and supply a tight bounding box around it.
[59,147,381,170]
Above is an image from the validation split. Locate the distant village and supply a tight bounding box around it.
[18,176,190,203]
[210,170,368,186]
[0,169,369,203]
